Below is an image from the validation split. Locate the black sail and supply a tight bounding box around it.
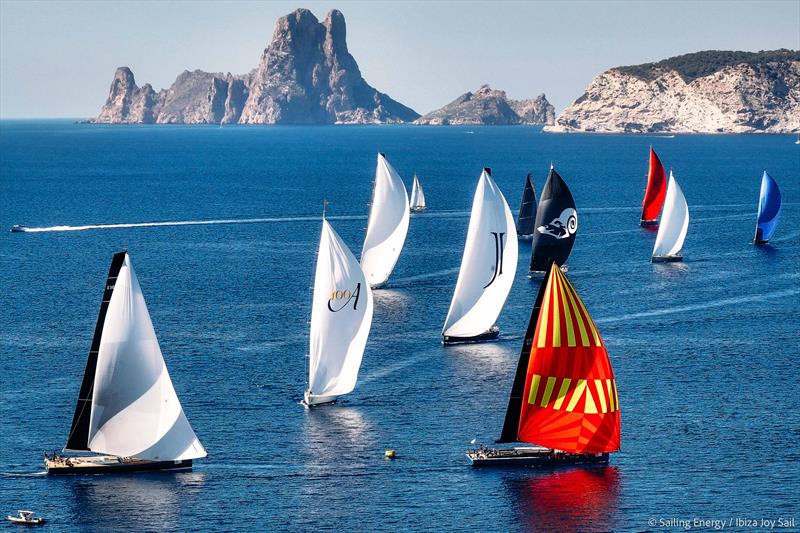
[529,167,578,272]
[498,262,553,442]
[64,251,126,451]
[515,173,538,236]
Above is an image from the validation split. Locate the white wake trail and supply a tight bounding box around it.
[596,288,799,324]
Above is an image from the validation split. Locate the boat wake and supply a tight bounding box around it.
[10,214,367,233]
[0,471,47,477]
[390,267,460,286]
[597,287,799,324]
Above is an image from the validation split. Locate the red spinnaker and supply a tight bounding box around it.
[518,265,621,453]
[641,148,667,224]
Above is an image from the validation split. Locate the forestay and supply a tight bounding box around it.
[361,153,410,287]
[308,219,374,404]
[443,168,518,338]
[652,171,689,259]
[87,254,206,461]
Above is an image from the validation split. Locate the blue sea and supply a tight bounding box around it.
[1,121,798,532]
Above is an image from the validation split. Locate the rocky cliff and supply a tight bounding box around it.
[90,9,419,124]
[545,50,800,133]
[414,85,555,125]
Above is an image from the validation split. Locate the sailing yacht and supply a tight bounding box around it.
[442,168,518,344]
[46,251,206,474]
[305,217,374,406]
[754,170,781,245]
[529,166,578,274]
[651,171,689,262]
[516,173,537,238]
[467,262,621,467]
[640,147,667,226]
[360,153,410,288]
[409,173,427,212]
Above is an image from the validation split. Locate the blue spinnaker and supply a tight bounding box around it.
[755,171,781,243]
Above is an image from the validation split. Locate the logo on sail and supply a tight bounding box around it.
[484,232,506,288]
[328,283,362,312]
[537,208,578,239]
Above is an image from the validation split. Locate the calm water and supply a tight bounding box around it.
[1,121,798,532]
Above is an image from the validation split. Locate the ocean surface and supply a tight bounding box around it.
[1,121,798,532]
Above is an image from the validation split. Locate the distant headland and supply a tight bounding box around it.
[546,49,800,134]
[88,9,799,133]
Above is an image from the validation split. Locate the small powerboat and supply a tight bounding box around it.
[10,225,28,233]
[6,510,45,525]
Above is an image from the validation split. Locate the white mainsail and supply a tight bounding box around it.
[307,219,374,405]
[87,254,206,461]
[652,171,689,260]
[443,168,518,338]
[410,174,427,210]
[361,153,410,287]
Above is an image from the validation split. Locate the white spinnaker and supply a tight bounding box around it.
[308,219,374,402]
[410,175,426,209]
[652,172,689,258]
[443,169,518,337]
[361,153,410,287]
[87,254,206,461]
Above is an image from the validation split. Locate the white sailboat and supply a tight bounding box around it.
[46,251,206,474]
[652,171,689,262]
[443,168,518,344]
[361,153,410,288]
[305,218,374,406]
[409,173,427,212]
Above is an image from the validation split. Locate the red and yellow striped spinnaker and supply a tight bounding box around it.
[517,264,621,453]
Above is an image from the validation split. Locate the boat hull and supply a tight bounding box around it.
[44,454,192,475]
[651,255,683,263]
[466,446,609,468]
[442,325,500,345]
[410,207,426,213]
[640,219,659,227]
[303,391,338,407]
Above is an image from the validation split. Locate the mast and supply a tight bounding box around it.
[64,251,126,451]
[498,261,551,443]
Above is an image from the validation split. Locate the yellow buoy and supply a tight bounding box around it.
[384,449,397,459]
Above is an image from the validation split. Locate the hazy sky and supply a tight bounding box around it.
[1,0,798,118]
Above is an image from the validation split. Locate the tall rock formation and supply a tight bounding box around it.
[90,9,418,124]
[546,50,800,133]
[414,85,555,125]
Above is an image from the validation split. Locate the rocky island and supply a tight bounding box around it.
[414,85,555,125]
[545,49,800,133]
[91,9,419,124]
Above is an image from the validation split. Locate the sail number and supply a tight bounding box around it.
[328,283,362,312]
